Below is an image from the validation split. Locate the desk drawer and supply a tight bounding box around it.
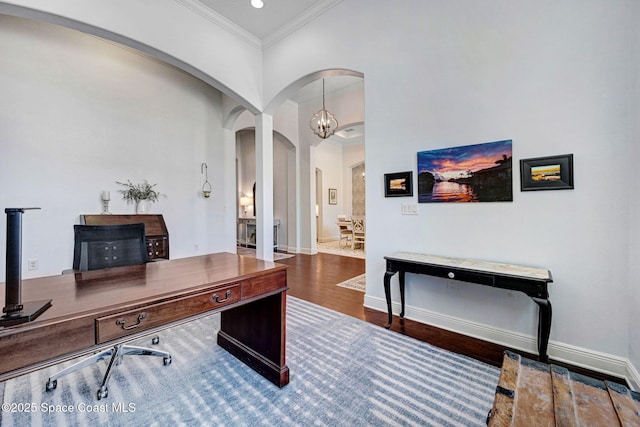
[95,283,240,344]
[241,270,287,299]
[441,269,495,286]
[146,237,168,259]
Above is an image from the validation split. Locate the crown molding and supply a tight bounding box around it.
[174,0,342,51]
[262,0,343,49]
[173,0,262,49]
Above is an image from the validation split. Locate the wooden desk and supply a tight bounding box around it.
[0,253,289,387]
[384,252,553,362]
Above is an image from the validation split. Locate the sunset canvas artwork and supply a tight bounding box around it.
[389,178,407,191]
[531,164,561,181]
[417,140,513,203]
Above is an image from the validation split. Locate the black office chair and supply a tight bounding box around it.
[45,224,172,400]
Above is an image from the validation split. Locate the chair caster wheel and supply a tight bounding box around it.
[97,387,108,400]
[152,336,160,345]
[163,356,172,365]
[45,379,57,392]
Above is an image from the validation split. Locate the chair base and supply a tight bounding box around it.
[45,337,171,400]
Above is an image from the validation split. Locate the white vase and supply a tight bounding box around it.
[136,200,151,214]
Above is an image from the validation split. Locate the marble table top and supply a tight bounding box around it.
[386,252,551,281]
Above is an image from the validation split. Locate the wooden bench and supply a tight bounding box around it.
[487,351,640,426]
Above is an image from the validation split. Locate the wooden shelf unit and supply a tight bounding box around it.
[80,214,169,260]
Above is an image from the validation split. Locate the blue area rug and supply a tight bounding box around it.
[0,297,499,426]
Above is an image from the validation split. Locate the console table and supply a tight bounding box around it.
[384,252,553,362]
[237,217,280,250]
[0,253,289,387]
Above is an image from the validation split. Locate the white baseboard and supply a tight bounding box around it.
[296,247,315,255]
[277,245,314,255]
[627,360,640,391]
[364,294,640,391]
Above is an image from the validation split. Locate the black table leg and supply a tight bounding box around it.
[532,297,552,363]
[384,270,396,328]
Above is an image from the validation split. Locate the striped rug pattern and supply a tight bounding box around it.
[0,297,499,426]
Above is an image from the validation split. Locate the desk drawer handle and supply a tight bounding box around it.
[116,313,147,330]
[212,290,232,303]
[448,272,455,279]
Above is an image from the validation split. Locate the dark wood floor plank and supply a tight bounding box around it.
[277,252,626,386]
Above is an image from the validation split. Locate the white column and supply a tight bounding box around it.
[221,127,237,253]
[297,141,317,255]
[255,113,274,261]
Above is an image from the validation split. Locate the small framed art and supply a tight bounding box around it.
[520,154,574,191]
[328,188,337,204]
[384,171,413,197]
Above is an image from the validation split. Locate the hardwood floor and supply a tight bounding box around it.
[278,252,626,386]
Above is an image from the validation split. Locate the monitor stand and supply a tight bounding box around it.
[1,208,51,327]
[1,300,53,327]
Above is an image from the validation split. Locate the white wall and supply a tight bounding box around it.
[313,140,365,242]
[0,0,264,112]
[0,0,637,387]
[628,0,640,380]
[315,140,344,241]
[0,15,229,278]
[263,0,638,383]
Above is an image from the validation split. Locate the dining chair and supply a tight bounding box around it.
[337,216,353,248]
[351,217,365,250]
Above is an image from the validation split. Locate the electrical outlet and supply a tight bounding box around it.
[194,244,199,251]
[28,258,39,270]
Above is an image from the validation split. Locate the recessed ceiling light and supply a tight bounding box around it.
[251,0,264,8]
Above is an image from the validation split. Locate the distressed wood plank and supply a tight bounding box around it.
[551,365,578,427]
[488,351,638,427]
[570,372,620,426]
[606,381,640,427]
[487,351,520,426]
[511,357,554,427]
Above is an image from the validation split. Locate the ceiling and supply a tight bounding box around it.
[196,0,334,41]
[194,0,363,142]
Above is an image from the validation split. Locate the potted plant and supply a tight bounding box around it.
[116,180,165,214]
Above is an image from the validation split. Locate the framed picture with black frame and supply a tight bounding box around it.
[520,154,574,191]
[384,171,413,197]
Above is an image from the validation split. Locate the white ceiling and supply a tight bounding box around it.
[196,0,335,41]
[194,0,363,142]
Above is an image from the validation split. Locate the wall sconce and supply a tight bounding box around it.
[201,163,212,198]
[101,190,111,214]
[240,196,252,217]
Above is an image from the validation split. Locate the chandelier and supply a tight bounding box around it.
[309,79,338,139]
